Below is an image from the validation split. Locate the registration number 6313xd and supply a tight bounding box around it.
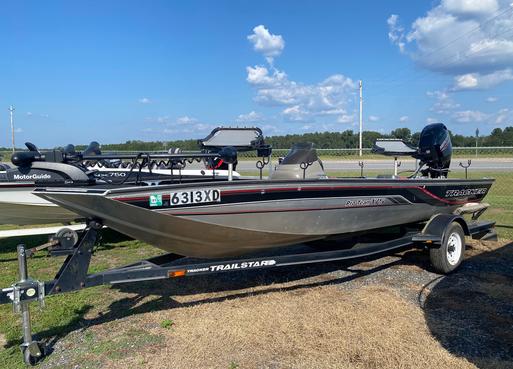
[170,189,221,206]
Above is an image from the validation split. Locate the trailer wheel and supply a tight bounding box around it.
[429,222,465,274]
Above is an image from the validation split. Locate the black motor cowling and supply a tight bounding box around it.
[414,123,452,178]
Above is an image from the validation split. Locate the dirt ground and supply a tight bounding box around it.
[28,239,513,369]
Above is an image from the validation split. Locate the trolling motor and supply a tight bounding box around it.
[11,141,101,167]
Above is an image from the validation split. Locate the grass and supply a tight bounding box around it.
[0,237,511,368]
[0,171,511,368]
[0,232,164,369]
[160,319,174,329]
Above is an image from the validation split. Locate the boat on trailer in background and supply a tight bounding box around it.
[0,127,269,226]
[0,123,497,365]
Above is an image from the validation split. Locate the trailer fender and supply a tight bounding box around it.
[412,214,469,247]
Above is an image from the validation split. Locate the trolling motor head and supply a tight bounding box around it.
[413,123,452,178]
[11,143,45,167]
[11,141,102,167]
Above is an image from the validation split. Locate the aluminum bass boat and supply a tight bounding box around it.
[36,123,494,258]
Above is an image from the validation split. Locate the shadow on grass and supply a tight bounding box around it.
[422,241,513,368]
[6,245,425,355]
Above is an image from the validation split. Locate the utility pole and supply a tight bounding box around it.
[359,80,363,157]
[475,128,479,157]
[9,105,15,153]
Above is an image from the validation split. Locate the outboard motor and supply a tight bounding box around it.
[414,123,452,178]
[271,142,326,180]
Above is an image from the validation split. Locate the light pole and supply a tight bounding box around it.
[9,105,15,153]
[475,128,479,157]
[359,80,363,157]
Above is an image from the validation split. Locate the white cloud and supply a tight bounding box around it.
[163,122,214,135]
[145,116,170,124]
[282,105,309,122]
[40,113,49,118]
[486,96,498,102]
[14,127,23,133]
[426,117,439,123]
[452,69,513,90]
[399,115,409,122]
[387,14,406,53]
[158,116,171,124]
[262,124,280,134]
[247,65,357,122]
[176,115,197,124]
[247,25,285,63]
[452,109,488,122]
[26,112,33,117]
[338,114,355,124]
[138,97,152,104]
[442,0,499,16]
[427,90,460,114]
[368,115,380,122]
[246,25,357,127]
[494,108,511,124]
[145,115,198,125]
[236,111,262,123]
[388,0,513,86]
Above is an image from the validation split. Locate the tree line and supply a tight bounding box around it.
[4,126,513,152]
[99,126,513,151]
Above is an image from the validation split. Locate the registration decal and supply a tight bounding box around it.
[149,194,163,207]
[170,189,221,206]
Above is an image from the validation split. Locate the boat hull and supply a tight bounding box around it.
[0,169,238,225]
[37,178,494,258]
[0,186,77,225]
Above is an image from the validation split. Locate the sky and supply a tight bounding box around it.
[1,0,512,147]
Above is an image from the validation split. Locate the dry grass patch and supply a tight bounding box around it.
[101,284,478,369]
[465,239,511,256]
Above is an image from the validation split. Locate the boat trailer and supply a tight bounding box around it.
[0,215,496,365]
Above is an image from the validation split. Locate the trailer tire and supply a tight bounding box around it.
[429,222,465,274]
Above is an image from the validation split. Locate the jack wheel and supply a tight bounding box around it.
[22,343,44,366]
[55,228,79,249]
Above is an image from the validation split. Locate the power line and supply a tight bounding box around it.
[366,4,513,90]
[366,24,513,99]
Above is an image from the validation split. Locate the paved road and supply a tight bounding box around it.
[237,158,513,172]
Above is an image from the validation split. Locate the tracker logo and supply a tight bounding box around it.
[445,188,488,197]
[13,174,51,180]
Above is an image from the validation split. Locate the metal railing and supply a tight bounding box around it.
[2,147,512,160]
